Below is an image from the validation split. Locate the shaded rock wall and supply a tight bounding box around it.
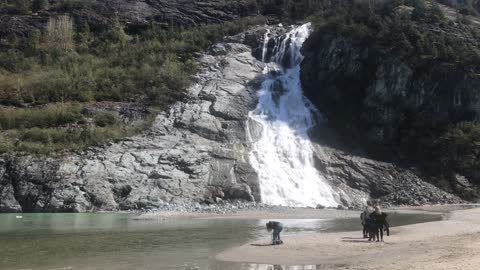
[312,136,463,207]
[303,124,464,208]
[300,25,480,192]
[302,33,480,147]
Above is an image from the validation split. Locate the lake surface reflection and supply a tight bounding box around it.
[0,212,440,270]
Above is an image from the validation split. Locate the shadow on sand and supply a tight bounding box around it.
[250,243,283,247]
[341,237,372,243]
[250,243,277,247]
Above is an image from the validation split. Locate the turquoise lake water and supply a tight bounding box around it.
[0,212,441,270]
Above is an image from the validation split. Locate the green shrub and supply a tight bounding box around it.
[436,122,480,171]
[0,125,133,154]
[8,0,31,15]
[0,76,23,105]
[308,0,480,67]
[21,128,52,144]
[0,104,84,130]
[0,16,264,153]
[94,112,117,127]
[0,50,34,73]
[0,16,264,107]
[0,142,13,154]
[103,19,130,45]
[45,15,75,55]
[32,0,48,12]
[55,0,94,12]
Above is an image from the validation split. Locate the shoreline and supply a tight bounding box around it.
[133,204,476,220]
[215,205,480,269]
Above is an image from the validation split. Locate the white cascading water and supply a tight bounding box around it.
[247,23,338,207]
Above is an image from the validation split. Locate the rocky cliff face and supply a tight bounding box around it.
[300,5,480,197]
[301,34,480,150]
[0,24,465,213]
[310,126,462,208]
[0,0,258,37]
[0,33,265,212]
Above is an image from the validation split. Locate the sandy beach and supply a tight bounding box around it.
[216,206,480,269]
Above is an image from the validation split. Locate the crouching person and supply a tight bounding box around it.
[266,221,283,245]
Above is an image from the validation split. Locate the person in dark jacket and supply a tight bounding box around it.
[365,215,378,242]
[360,206,373,238]
[266,221,284,245]
[370,206,389,242]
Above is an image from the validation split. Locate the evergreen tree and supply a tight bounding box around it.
[104,19,129,45]
[12,0,31,15]
[411,0,427,9]
[429,2,445,22]
[398,32,413,51]
[25,29,41,56]
[32,0,48,12]
[411,0,427,20]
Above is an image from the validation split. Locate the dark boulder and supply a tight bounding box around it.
[225,183,255,202]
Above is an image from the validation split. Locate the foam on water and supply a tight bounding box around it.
[247,23,338,207]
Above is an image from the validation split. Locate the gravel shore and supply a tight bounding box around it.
[133,202,463,220]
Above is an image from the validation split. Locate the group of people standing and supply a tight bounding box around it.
[361,206,389,242]
[264,205,390,245]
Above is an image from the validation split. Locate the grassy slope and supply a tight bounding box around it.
[0,0,265,154]
[0,0,330,155]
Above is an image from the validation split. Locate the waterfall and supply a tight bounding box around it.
[247,23,338,208]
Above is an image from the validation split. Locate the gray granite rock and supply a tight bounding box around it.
[0,38,264,213]
[0,25,465,213]
[310,126,463,208]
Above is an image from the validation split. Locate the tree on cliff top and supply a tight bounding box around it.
[45,15,75,55]
[33,0,49,12]
[0,0,31,14]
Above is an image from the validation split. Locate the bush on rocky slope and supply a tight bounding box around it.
[301,0,480,198]
[435,122,480,188]
[0,0,335,155]
[0,5,264,154]
[0,103,153,154]
[0,16,264,106]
